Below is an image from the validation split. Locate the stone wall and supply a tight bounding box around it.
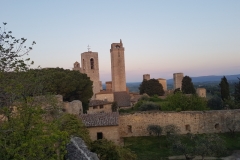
[95,93,114,102]
[119,110,240,137]
[88,126,120,144]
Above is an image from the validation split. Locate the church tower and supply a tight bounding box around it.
[110,39,126,92]
[81,51,101,99]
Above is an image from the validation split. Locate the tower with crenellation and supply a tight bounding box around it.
[110,39,127,92]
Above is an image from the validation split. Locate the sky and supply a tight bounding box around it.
[1,1,240,83]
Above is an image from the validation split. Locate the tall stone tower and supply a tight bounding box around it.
[110,39,126,92]
[173,73,184,90]
[80,51,101,99]
[143,74,150,81]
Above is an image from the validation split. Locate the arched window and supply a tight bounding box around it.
[90,58,94,69]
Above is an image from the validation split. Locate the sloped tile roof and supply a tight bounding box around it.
[113,91,131,107]
[80,112,118,127]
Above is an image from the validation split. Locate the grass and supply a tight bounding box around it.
[124,133,240,160]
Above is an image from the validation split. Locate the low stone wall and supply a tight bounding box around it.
[119,110,240,137]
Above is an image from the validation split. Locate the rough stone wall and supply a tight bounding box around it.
[119,110,240,137]
[88,126,120,144]
[95,93,114,102]
[143,74,150,81]
[81,51,100,99]
[197,88,206,98]
[64,100,83,115]
[87,104,112,114]
[110,40,126,92]
[173,73,184,90]
[158,78,167,91]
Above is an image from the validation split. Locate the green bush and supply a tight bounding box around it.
[138,102,160,111]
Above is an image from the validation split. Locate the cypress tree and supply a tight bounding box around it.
[181,76,196,94]
[219,76,230,101]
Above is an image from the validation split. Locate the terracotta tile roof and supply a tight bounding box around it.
[130,95,142,102]
[95,90,113,94]
[113,91,131,107]
[89,100,112,107]
[80,112,119,127]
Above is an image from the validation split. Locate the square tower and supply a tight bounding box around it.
[173,73,184,90]
[81,51,101,99]
[110,39,126,92]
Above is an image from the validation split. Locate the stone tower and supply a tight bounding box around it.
[80,51,101,99]
[173,73,184,90]
[143,74,150,81]
[110,39,126,92]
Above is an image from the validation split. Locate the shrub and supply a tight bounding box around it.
[138,102,160,111]
[147,125,162,136]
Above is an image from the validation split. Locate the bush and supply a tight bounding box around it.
[164,124,180,136]
[138,102,160,111]
[147,125,163,136]
[207,96,223,110]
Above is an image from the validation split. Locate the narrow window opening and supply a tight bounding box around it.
[93,106,98,109]
[83,59,85,69]
[100,105,103,109]
[97,132,103,140]
[127,125,132,133]
[90,58,94,69]
[185,125,191,132]
[215,123,220,130]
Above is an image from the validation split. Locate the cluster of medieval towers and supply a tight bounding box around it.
[73,39,206,100]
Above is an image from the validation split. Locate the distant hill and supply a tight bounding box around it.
[167,74,240,84]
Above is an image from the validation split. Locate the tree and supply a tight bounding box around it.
[164,124,180,136]
[147,125,162,136]
[219,76,230,101]
[181,76,196,94]
[207,96,223,110]
[234,78,240,103]
[111,101,118,112]
[0,22,35,72]
[139,79,165,96]
[138,101,160,111]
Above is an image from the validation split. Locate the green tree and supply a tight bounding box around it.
[181,76,196,94]
[234,78,240,103]
[147,125,162,136]
[207,96,223,110]
[219,76,230,101]
[139,79,165,96]
[111,101,118,112]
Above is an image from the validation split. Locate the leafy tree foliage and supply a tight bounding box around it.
[219,76,230,101]
[207,96,223,110]
[164,124,180,136]
[0,22,35,72]
[234,77,240,103]
[162,92,208,111]
[90,139,137,160]
[147,125,162,136]
[138,101,160,111]
[181,76,196,94]
[139,79,165,96]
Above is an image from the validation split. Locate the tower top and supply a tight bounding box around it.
[120,39,122,44]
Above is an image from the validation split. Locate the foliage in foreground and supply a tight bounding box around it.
[181,76,196,94]
[91,139,137,160]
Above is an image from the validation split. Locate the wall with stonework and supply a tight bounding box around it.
[88,126,120,144]
[119,110,240,137]
[87,104,112,114]
[95,93,114,102]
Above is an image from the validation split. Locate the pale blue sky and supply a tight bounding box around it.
[1,1,240,82]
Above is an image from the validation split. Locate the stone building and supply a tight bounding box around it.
[110,39,127,92]
[158,78,167,91]
[80,112,120,144]
[87,100,113,114]
[73,51,101,99]
[173,73,184,90]
[143,74,150,81]
[196,88,206,98]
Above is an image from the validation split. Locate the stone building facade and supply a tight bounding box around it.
[158,78,167,91]
[196,88,207,98]
[173,73,184,90]
[110,39,127,92]
[143,74,150,81]
[87,100,113,114]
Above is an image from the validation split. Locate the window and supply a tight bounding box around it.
[100,105,103,109]
[215,123,220,130]
[90,58,94,69]
[93,106,98,109]
[97,132,103,140]
[83,59,85,69]
[185,125,191,132]
[127,125,132,133]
